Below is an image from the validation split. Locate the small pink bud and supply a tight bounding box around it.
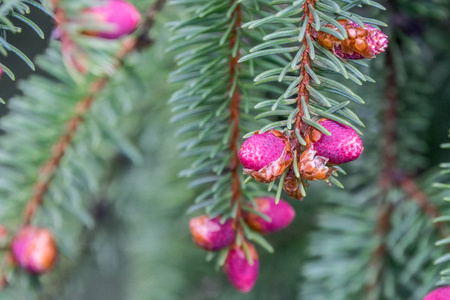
[189,216,235,251]
[224,243,259,293]
[84,0,141,39]
[239,130,292,183]
[243,197,295,233]
[423,286,450,300]
[312,119,363,165]
[11,227,58,274]
[0,66,3,79]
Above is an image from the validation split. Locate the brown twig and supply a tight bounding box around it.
[227,3,244,239]
[294,0,316,135]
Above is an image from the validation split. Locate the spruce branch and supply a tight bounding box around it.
[294,0,315,134]
[23,0,166,227]
[239,0,385,198]
[0,0,166,284]
[227,3,242,224]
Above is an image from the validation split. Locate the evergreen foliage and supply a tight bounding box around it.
[0,0,50,101]
[0,0,448,299]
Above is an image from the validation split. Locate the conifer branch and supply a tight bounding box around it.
[228,3,242,224]
[0,0,166,280]
[23,0,166,225]
[294,0,315,134]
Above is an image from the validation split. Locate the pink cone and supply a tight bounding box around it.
[189,216,235,251]
[313,119,363,165]
[224,243,259,293]
[84,0,141,39]
[243,197,295,233]
[423,286,450,300]
[11,227,58,274]
[239,131,288,171]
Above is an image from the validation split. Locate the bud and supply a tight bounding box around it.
[224,243,259,293]
[83,0,141,39]
[0,66,3,79]
[243,197,295,233]
[189,216,235,251]
[314,20,388,60]
[11,227,58,274]
[239,130,292,183]
[423,286,450,300]
[311,119,363,165]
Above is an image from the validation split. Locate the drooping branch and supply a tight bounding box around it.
[22,0,167,228]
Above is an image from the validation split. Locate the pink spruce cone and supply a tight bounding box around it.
[312,119,363,165]
[239,132,287,171]
[239,130,292,183]
[84,0,141,39]
[11,227,58,274]
[224,243,259,293]
[189,216,235,251]
[243,197,295,233]
[423,286,450,300]
[0,66,3,79]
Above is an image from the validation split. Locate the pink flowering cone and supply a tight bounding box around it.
[224,243,259,293]
[11,227,58,274]
[243,197,295,233]
[311,119,363,165]
[314,19,388,60]
[423,286,450,300]
[189,216,235,251]
[239,130,292,183]
[84,0,141,39]
[0,66,3,79]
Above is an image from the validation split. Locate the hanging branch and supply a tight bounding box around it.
[0,0,167,282]
[23,0,166,226]
[238,0,387,200]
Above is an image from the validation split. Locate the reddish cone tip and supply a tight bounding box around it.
[224,244,259,293]
[423,286,450,300]
[84,0,141,39]
[239,132,287,171]
[313,119,363,165]
[11,227,58,274]
[189,216,235,251]
[243,197,295,233]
